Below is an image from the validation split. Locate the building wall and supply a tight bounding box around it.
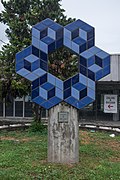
[100,54,120,81]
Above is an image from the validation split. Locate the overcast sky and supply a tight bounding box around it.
[0,0,120,54]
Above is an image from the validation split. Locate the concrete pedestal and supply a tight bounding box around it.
[48,102,79,163]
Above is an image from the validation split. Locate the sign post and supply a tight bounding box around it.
[104,95,117,113]
[16,18,110,163]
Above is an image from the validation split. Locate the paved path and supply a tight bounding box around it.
[79,120,120,127]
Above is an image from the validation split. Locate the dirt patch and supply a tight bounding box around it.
[104,141,120,151]
[80,131,93,145]
[109,157,120,162]
[0,136,34,142]
[95,139,120,151]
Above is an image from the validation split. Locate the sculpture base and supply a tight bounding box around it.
[48,102,79,164]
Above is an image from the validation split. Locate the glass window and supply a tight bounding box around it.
[5,101,13,117]
[25,102,33,117]
[0,101,3,116]
[15,101,23,117]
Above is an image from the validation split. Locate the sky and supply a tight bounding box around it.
[0,0,120,54]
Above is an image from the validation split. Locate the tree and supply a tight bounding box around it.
[0,0,76,121]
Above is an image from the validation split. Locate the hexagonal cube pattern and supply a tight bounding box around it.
[79,46,110,81]
[32,18,63,53]
[64,73,95,109]
[16,18,110,109]
[31,73,63,109]
[16,45,48,81]
[64,19,95,54]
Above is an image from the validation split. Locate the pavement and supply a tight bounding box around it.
[0,118,120,132]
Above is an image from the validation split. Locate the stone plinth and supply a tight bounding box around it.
[48,102,79,163]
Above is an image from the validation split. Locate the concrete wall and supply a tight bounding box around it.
[100,54,120,81]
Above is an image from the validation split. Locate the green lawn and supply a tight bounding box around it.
[0,129,120,180]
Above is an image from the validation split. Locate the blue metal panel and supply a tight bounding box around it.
[33,68,46,76]
[40,101,53,109]
[79,73,87,86]
[32,28,40,39]
[56,38,63,49]
[103,56,110,67]
[33,22,47,31]
[40,51,48,62]
[87,78,95,90]
[32,87,39,99]
[96,69,103,80]
[48,87,55,99]
[48,28,56,40]
[32,46,39,57]
[73,82,86,91]
[32,78,39,90]
[48,73,56,85]
[16,60,24,71]
[89,46,101,54]
[40,73,47,85]
[80,56,87,67]
[79,29,87,40]
[64,88,71,99]
[87,38,94,49]
[40,29,47,39]
[88,64,102,73]
[64,78,71,90]
[56,87,63,99]
[40,60,48,71]
[31,59,40,71]
[56,78,63,90]
[17,69,30,77]
[24,60,31,71]
[25,73,38,81]
[103,65,110,77]
[80,88,87,99]
[32,96,45,105]
[72,87,79,100]
[71,29,79,40]
[65,96,77,106]
[49,97,62,106]
[72,74,79,85]
[16,51,24,63]
[42,18,54,26]
[80,65,87,76]
[32,36,40,49]
[25,54,39,63]
[72,37,86,54]
[41,82,54,91]
[39,87,47,100]
[24,46,32,57]
[73,101,85,109]
[88,69,95,81]
[87,88,95,100]
[80,96,94,105]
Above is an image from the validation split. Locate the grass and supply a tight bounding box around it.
[0,129,120,180]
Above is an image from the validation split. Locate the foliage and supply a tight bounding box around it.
[0,0,72,99]
[29,121,47,134]
[0,0,77,120]
[0,130,120,179]
[49,47,78,81]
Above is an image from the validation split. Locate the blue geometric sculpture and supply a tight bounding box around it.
[16,18,110,109]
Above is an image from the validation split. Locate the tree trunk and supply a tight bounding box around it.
[32,103,42,122]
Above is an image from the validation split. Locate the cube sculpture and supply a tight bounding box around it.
[16,18,110,109]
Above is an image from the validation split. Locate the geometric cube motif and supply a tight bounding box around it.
[16,18,110,109]
[64,19,95,54]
